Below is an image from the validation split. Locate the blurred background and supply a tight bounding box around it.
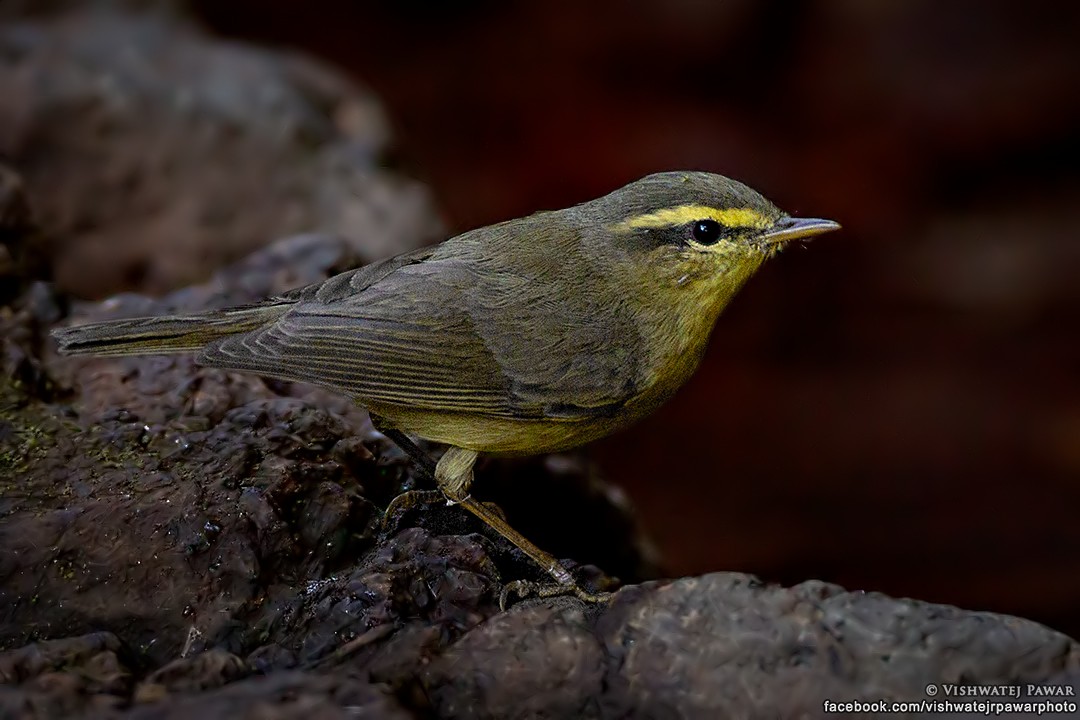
[20,0,1080,634]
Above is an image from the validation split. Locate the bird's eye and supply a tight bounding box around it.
[691,219,722,245]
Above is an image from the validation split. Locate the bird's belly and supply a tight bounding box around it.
[366,402,623,456]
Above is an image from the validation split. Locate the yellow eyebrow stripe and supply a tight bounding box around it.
[614,205,771,232]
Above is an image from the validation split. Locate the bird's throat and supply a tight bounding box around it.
[628,253,766,417]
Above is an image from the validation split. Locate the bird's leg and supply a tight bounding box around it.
[371,415,447,528]
[435,447,611,608]
[374,417,508,532]
[372,415,610,607]
[371,414,438,480]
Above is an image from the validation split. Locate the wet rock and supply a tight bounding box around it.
[135,649,249,701]
[0,633,132,717]
[122,671,413,720]
[423,599,606,719]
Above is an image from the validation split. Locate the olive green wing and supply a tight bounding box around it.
[272,244,436,303]
[201,237,642,420]
[198,254,522,417]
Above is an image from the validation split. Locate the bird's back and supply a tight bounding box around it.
[197,210,647,454]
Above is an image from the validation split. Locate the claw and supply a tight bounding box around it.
[380,489,446,533]
[498,579,613,610]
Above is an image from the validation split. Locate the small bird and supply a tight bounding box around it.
[53,171,839,603]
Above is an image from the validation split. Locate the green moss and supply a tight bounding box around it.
[0,393,52,478]
[0,373,170,502]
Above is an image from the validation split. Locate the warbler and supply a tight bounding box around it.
[52,171,839,603]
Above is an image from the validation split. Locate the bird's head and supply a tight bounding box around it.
[585,171,839,315]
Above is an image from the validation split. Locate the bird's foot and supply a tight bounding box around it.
[381,489,507,534]
[380,490,445,533]
[498,578,613,611]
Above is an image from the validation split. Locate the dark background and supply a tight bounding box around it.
[190,1,1080,635]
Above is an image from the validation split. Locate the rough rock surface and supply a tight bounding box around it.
[0,5,439,299]
[1,5,1078,720]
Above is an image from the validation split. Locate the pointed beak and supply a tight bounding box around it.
[762,216,841,244]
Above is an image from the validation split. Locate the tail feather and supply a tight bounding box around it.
[51,304,290,357]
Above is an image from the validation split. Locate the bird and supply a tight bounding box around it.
[52,171,839,604]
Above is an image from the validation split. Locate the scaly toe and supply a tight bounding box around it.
[380,489,447,533]
[498,579,613,610]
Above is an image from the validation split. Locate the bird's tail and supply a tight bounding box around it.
[51,303,289,357]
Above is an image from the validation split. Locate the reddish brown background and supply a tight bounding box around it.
[191,1,1080,635]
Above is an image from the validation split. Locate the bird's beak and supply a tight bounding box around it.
[762,217,841,244]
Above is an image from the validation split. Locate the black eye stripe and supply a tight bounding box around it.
[613,217,744,253]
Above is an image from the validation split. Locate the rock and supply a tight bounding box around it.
[5,576,1075,718]
[420,575,1080,717]
[0,7,440,299]
[595,575,1080,716]
[121,671,413,720]
[135,649,249,700]
[0,633,131,716]
[423,599,606,718]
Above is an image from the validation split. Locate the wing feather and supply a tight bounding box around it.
[199,224,640,422]
[200,263,523,417]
